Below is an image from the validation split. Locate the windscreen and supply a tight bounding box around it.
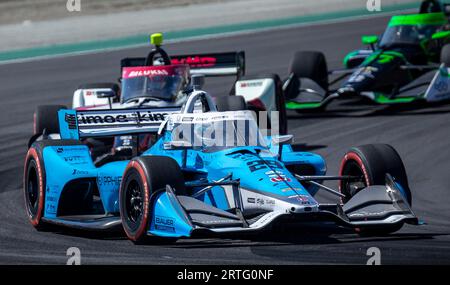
[379,13,445,48]
[379,24,440,47]
[168,111,269,152]
[121,65,189,103]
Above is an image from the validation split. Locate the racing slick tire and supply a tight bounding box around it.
[215,95,247,111]
[441,44,450,67]
[289,51,329,91]
[339,144,412,235]
[24,140,84,230]
[33,105,67,135]
[119,156,186,244]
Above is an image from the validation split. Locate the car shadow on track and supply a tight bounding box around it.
[291,143,328,152]
[44,222,446,248]
[169,224,445,249]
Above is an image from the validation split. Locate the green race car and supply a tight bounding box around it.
[284,1,450,111]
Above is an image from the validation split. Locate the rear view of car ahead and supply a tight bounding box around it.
[284,1,450,112]
[71,33,288,134]
[24,89,418,243]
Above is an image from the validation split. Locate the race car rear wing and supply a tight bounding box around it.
[120,51,245,79]
[58,107,181,139]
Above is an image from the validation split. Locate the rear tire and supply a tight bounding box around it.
[34,105,67,135]
[215,95,247,111]
[24,146,46,230]
[119,156,185,244]
[339,144,412,235]
[441,44,450,67]
[24,140,86,230]
[289,51,328,91]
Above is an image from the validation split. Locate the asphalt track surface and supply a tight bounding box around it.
[1,15,450,265]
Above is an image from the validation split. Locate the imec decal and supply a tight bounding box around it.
[77,111,168,125]
[171,56,217,67]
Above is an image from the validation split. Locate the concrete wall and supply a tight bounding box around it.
[0,0,421,52]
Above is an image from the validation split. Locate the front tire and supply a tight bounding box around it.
[24,146,46,229]
[119,156,185,244]
[33,105,67,135]
[339,144,412,235]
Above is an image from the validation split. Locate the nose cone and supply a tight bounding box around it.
[220,152,315,199]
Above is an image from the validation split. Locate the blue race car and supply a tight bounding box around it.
[24,88,418,243]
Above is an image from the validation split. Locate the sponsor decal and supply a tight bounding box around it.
[434,79,448,92]
[154,215,175,232]
[127,69,169,78]
[46,203,57,214]
[247,160,283,172]
[171,56,217,68]
[97,175,122,186]
[63,156,87,164]
[72,169,89,175]
[46,185,59,194]
[288,194,311,205]
[247,197,275,207]
[265,170,292,183]
[77,110,168,126]
[240,81,263,88]
[55,146,86,152]
[65,114,77,130]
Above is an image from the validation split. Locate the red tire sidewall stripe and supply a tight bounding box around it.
[120,160,150,241]
[339,152,371,194]
[24,148,44,226]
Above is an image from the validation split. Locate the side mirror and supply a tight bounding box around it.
[271,134,293,146]
[361,35,378,46]
[164,140,193,150]
[96,89,116,99]
[432,30,450,40]
[96,89,117,109]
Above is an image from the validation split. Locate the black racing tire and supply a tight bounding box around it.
[119,156,185,244]
[339,144,412,236]
[289,51,328,91]
[271,74,288,135]
[33,105,67,135]
[232,74,288,134]
[441,44,450,67]
[24,139,84,230]
[339,144,412,205]
[215,95,247,111]
[24,146,47,230]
